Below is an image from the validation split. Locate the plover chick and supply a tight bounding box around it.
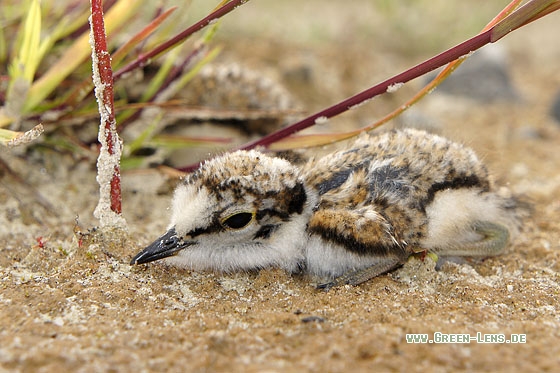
[131,129,524,289]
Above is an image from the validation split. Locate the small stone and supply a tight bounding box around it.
[430,45,520,103]
[301,315,326,323]
[550,88,560,124]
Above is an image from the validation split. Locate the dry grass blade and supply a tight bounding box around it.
[491,0,560,41]
[112,7,178,67]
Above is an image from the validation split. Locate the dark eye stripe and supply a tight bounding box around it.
[189,225,220,238]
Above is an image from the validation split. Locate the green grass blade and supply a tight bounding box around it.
[4,0,42,123]
[23,0,142,114]
[10,0,42,83]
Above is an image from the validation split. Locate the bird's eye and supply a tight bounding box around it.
[221,212,254,230]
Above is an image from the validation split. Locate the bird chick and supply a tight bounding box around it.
[131,129,524,289]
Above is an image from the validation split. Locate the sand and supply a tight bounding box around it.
[1,2,559,372]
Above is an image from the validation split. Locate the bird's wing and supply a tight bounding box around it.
[307,207,408,258]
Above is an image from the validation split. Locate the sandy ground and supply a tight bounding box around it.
[1,2,559,372]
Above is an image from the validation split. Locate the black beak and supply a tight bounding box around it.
[130,228,194,265]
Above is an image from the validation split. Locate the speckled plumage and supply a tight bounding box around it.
[131,129,524,288]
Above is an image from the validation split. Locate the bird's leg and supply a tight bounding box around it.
[435,220,510,257]
[317,221,509,290]
[317,255,403,291]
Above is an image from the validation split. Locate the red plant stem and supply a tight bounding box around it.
[113,0,248,81]
[237,30,493,152]
[177,30,496,173]
[117,43,206,132]
[231,0,560,154]
[91,0,122,214]
[68,0,117,40]
[178,30,495,172]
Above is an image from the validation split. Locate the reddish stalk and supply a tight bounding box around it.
[113,0,249,81]
[178,0,559,172]
[264,0,528,151]
[117,43,208,131]
[90,0,123,224]
[238,32,492,152]
[236,0,559,152]
[177,30,492,172]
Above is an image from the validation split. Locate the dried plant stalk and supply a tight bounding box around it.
[89,0,126,228]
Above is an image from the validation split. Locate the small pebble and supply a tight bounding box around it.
[301,316,326,323]
[550,88,560,124]
[430,45,520,103]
